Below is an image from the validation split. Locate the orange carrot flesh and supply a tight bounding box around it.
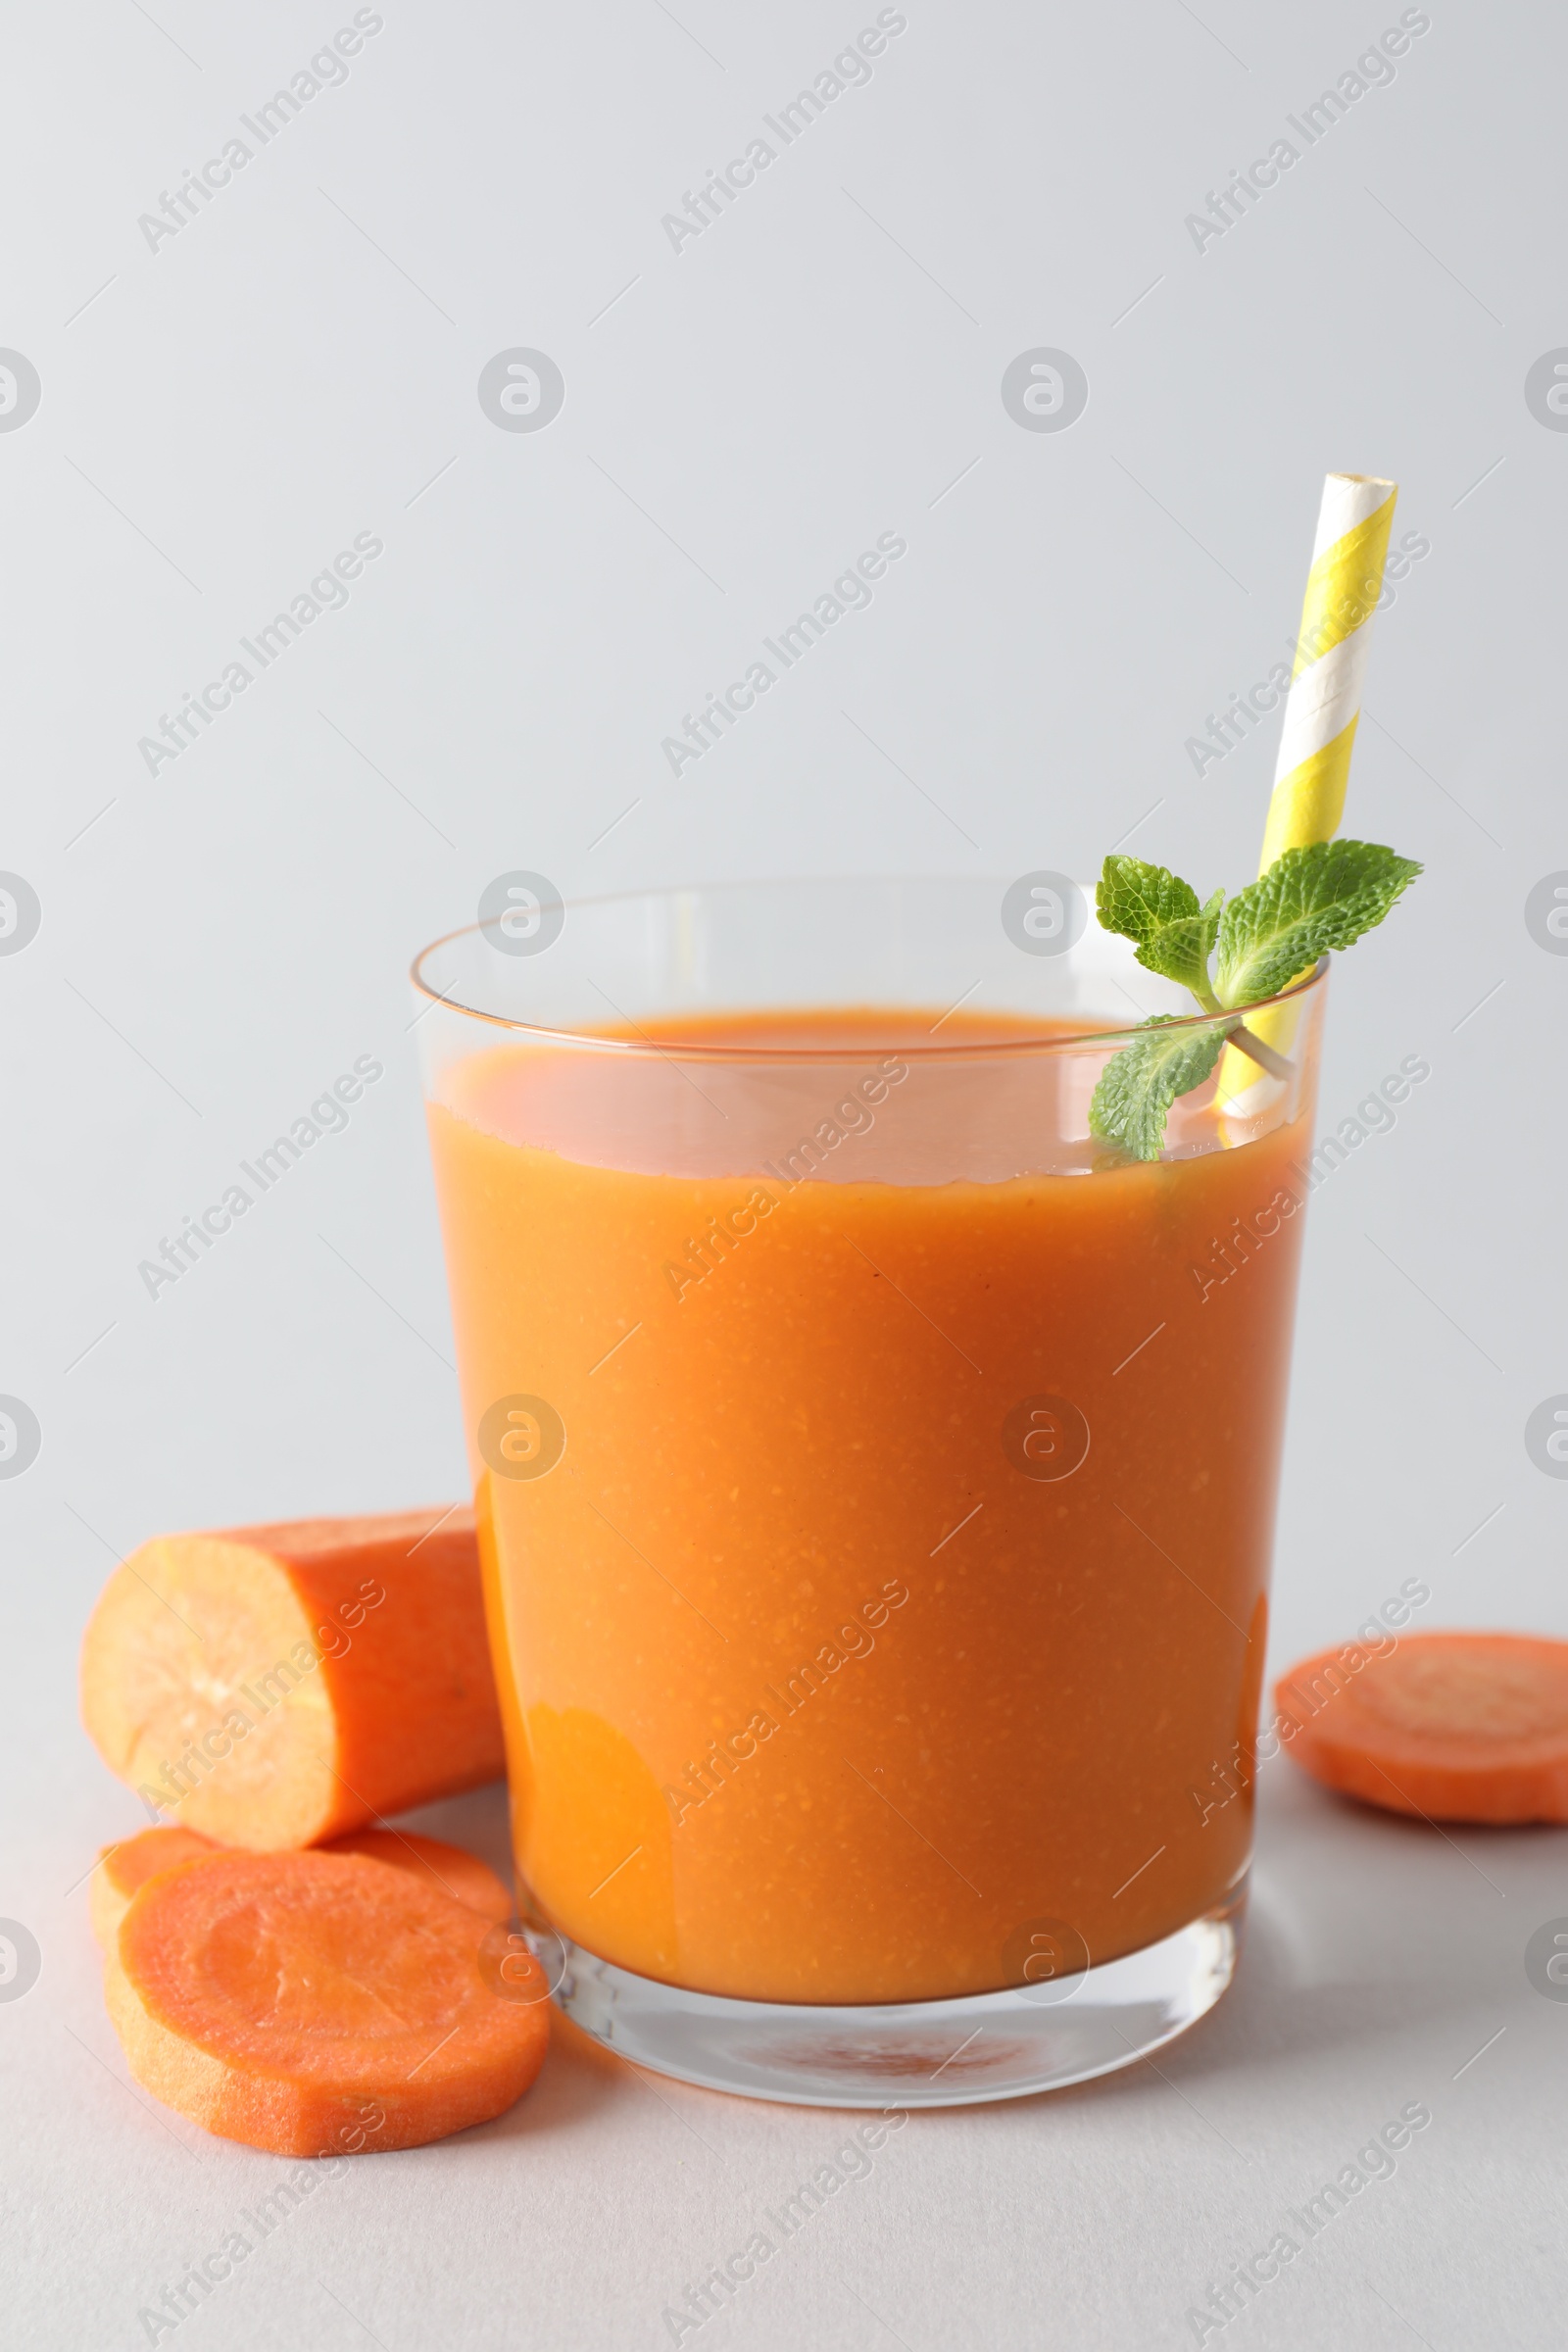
[89,1828,220,1948]
[1277,1632,1568,1823]
[321,1831,513,1924]
[80,1509,505,1850]
[105,1851,550,2154]
[92,1827,513,1942]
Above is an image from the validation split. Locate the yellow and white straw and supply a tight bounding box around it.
[1257,471,1397,871]
[1217,470,1397,1119]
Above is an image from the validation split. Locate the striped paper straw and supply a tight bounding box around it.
[1216,471,1397,1122]
[1257,472,1397,872]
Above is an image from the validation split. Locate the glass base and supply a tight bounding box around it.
[539,1883,1245,2109]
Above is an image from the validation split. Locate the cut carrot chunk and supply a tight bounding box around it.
[1277,1633,1568,1823]
[321,1831,512,1924]
[89,1828,220,1948]
[105,1850,550,2154]
[80,1509,505,1850]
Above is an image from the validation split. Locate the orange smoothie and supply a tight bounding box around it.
[426,1011,1312,2005]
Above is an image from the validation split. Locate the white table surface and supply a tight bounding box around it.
[11,1748,1565,2350]
[6,0,1567,2342]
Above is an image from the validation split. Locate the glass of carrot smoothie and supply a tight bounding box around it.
[414,876,1326,2106]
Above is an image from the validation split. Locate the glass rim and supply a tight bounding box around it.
[410,879,1329,1063]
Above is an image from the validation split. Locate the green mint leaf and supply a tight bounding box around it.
[1140,886,1224,998]
[1213,839,1422,1008]
[1088,1015,1230,1162]
[1097,855,1200,945]
[1096,857,1224,1002]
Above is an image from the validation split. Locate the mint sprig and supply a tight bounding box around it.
[1087,1016,1229,1163]
[1088,838,1421,1162]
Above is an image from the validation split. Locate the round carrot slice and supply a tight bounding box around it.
[320,1830,512,1924]
[89,1827,220,1948]
[1277,1632,1568,1823]
[105,1850,550,2154]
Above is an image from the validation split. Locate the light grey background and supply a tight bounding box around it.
[4,2,1565,2344]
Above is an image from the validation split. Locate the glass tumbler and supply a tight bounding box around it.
[413,877,1325,2106]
